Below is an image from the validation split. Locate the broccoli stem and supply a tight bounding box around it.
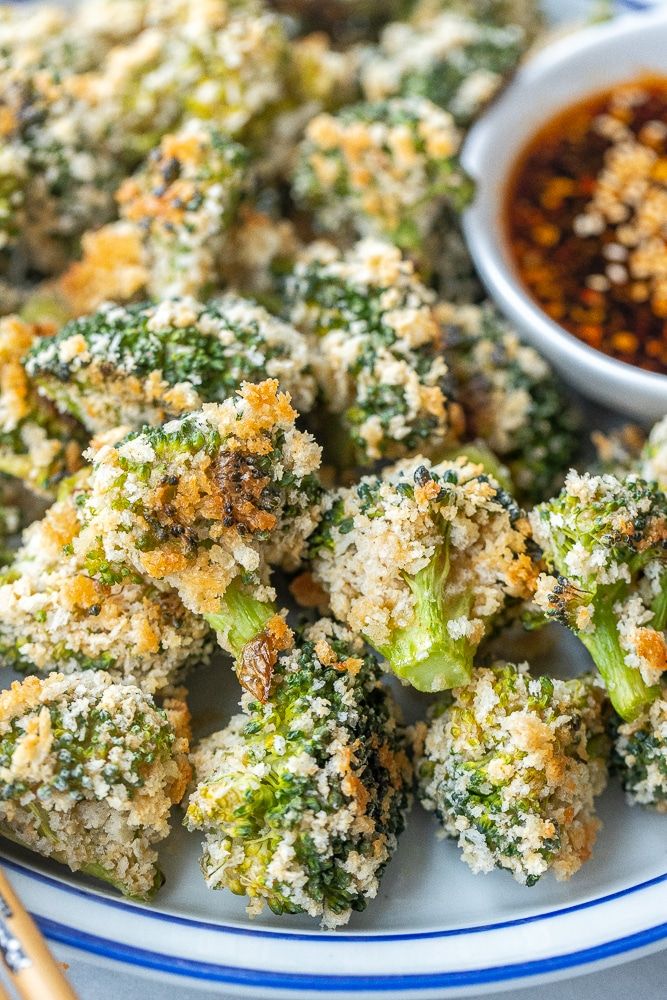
[650,570,667,632]
[204,577,276,660]
[580,598,657,722]
[376,542,475,692]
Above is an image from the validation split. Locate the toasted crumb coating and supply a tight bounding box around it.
[0,316,85,497]
[416,663,609,885]
[591,424,646,479]
[26,296,316,435]
[116,123,249,300]
[310,454,537,671]
[411,0,543,38]
[292,97,472,253]
[0,670,191,899]
[614,685,667,811]
[641,415,667,490]
[439,301,580,503]
[77,380,322,620]
[0,1,288,275]
[361,11,526,126]
[285,239,463,466]
[0,491,213,693]
[267,0,409,44]
[530,471,667,693]
[186,618,412,927]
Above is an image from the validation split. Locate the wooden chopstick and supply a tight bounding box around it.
[0,867,78,1000]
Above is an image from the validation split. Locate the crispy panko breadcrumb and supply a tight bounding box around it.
[285,239,463,467]
[416,663,609,884]
[0,491,213,693]
[0,315,85,497]
[26,296,316,434]
[0,670,190,899]
[186,619,412,928]
[310,453,537,691]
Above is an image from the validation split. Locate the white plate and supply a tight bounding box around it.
[2,627,667,999]
[3,2,667,998]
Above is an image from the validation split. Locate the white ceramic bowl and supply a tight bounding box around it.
[462,9,667,423]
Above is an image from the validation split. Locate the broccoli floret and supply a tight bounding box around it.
[416,662,610,885]
[641,415,667,490]
[267,0,410,44]
[0,490,213,693]
[0,671,191,900]
[440,302,580,504]
[310,454,537,691]
[0,475,21,566]
[26,295,316,435]
[590,424,646,479]
[0,316,86,497]
[530,471,667,720]
[613,683,667,810]
[361,11,526,127]
[284,239,463,469]
[292,98,473,254]
[77,380,322,698]
[185,618,412,927]
[413,0,543,38]
[113,123,249,301]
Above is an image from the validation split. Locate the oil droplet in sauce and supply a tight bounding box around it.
[505,76,667,374]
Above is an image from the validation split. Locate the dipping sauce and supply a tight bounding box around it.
[505,77,667,374]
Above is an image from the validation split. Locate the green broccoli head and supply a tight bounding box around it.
[292,98,473,252]
[284,239,463,469]
[310,453,537,692]
[0,490,214,694]
[530,471,667,721]
[0,670,191,899]
[0,315,86,497]
[78,380,322,697]
[115,122,250,300]
[416,662,610,885]
[26,295,316,435]
[440,302,580,504]
[613,685,667,811]
[185,618,412,927]
[361,12,526,126]
[641,415,667,491]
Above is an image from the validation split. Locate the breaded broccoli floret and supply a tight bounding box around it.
[412,0,543,38]
[292,98,472,254]
[415,663,609,885]
[439,302,580,504]
[284,239,463,468]
[185,618,412,927]
[531,472,667,721]
[591,424,646,480]
[77,380,322,699]
[0,671,191,899]
[361,11,526,126]
[0,316,85,497]
[614,683,667,811]
[53,123,250,314]
[641,415,667,490]
[268,0,409,44]
[26,296,316,435]
[0,492,213,693]
[310,455,537,692]
[0,476,20,566]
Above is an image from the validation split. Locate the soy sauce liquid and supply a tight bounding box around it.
[505,77,667,374]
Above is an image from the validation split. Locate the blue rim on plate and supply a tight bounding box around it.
[5,856,667,989]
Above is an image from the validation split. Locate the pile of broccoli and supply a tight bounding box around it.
[1,0,665,931]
